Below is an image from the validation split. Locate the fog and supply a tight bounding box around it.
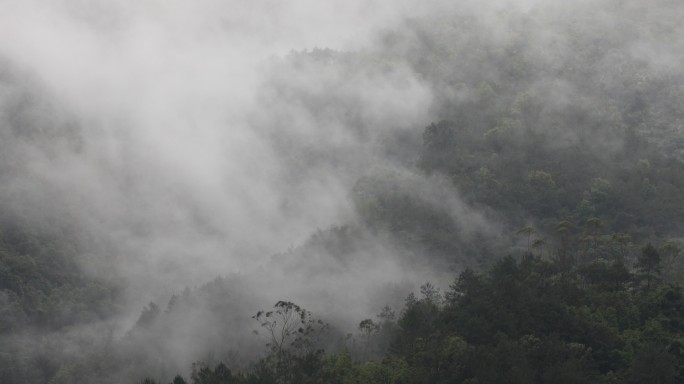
[0,0,480,345]
[2,0,684,381]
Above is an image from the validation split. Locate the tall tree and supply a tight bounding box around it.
[637,243,662,289]
[517,226,536,254]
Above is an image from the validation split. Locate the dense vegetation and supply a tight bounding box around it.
[2,1,684,383]
[0,215,119,381]
[141,248,684,383]
[133,4,684,378]
[0,221,117,331]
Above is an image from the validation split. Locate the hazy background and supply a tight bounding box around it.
[0,0,479,326]
[2,0,684,381]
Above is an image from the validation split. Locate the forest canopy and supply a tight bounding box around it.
[1,0,684,383]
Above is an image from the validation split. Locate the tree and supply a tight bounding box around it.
[517,226,536,254]
[637,243,662,289]
[423,121,457,151]
[135,302,160,329]
[532,237,547,258]
[253,301,328,357]
[358,319,379,360]
[611,233,632,262]
[191,362,239,384]
[554,221,575,269]
[660,241,682,269]
[373,306,398,356]
[586,217,602,254]
[627,344,676,384]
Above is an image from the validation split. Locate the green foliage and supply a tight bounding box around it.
[0,224,118,331]
[637,243,663,289]
[191,362,242,384]
[385,256,684,383]
[8,2,684,383]
[141,250,684,383]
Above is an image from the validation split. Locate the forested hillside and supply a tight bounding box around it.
[143,252,684,383]
[1,0,684,383]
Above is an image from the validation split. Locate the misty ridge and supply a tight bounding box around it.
[1,0,684,383]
